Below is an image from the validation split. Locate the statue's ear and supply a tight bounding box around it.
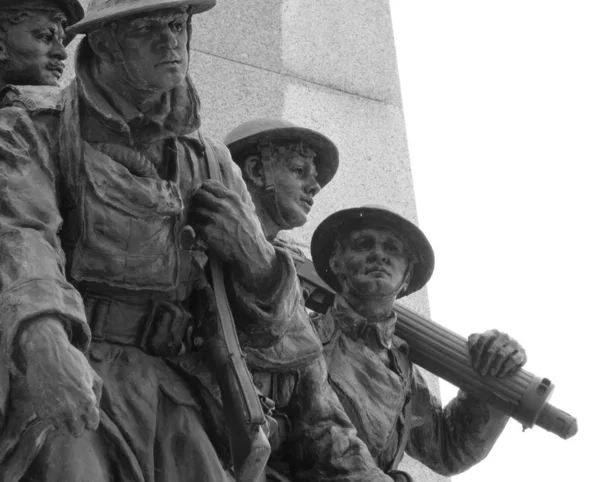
[329,252,342,277]
[243,155,266,188]
[0,41,8,65]
[87,30,119,63]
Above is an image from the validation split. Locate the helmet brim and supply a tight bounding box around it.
[227,126,339,188]
[66,0,216,35]
[311,206,435,298]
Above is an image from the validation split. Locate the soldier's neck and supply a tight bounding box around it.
[258,208,280,241]
[251,196,280,241]
[97,64,163,113]
[345,293,396,322]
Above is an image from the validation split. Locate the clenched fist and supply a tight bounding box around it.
[190,180,277,290]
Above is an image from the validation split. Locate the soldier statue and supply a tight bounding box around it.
[310,205,528,482]
[178,118,396,481]
[0,0,312,480]
[0,0,83,90]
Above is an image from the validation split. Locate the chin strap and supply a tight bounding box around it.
[258,141,294,231]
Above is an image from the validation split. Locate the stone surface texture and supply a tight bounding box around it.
[62,1,448,480]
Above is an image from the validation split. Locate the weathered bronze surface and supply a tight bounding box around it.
[0,0,83,89]
[0,2,314,481]
[225,118,398,481]
[308,205,528,480]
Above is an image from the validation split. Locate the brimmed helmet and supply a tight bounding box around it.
[67,0,216,35]
[1,0,85,45]
[311,205,435,298]
[224,117,339,189]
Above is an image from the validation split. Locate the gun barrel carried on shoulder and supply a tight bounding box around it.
[296,258,578,440]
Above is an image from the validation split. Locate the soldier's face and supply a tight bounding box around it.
[269,152,321,229]
[116,8,189,93]
[0,10,67,86]
[334,227,410,299]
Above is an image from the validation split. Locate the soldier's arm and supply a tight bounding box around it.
[286,356,394,482]
[405,367,509,476]
[0,106,90,375]
[204,138,306,348]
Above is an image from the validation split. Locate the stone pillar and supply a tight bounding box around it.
[65,1,447,480]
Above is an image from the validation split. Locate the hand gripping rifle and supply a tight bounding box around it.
[195,141,270,482]
[295,257,578,440]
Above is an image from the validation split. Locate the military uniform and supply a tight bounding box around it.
[312,293,512,480]
[0,41,303,481]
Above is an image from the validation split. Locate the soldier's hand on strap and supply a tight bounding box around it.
[190,180,277,286]
[467,329,527,378]
[18,317,103,437]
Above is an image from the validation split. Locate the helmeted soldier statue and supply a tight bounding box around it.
[310,205,528,481]
[0,0,83,89]
[224,117,338,241]
[223,119,403,481]
[0,0,317,480]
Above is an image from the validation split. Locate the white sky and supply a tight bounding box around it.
[390,2,598,481]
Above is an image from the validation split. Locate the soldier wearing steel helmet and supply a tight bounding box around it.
[0,0,319,480]
[0,0,83,90]
[310,205,528,481]
[224,117,338,240]
[222,120,402,481]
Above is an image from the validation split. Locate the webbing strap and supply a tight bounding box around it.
[203,139,265,428]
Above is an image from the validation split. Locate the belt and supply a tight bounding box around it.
[83,292,193,357]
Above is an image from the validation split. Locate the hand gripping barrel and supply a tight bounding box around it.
[393,303,577,439]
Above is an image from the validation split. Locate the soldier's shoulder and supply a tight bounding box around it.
[0,85,64,113]
[272,236,308,262]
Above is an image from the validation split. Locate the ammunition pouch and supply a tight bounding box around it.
[83,292,193,357]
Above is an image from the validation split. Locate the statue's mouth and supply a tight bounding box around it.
[365,266,390,276]
[47,63,64,77]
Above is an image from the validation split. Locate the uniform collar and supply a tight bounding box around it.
[332,295,397,350]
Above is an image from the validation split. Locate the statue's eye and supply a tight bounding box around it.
[352,237,373,251]
[171,21,185,32]
[34,30,54,43]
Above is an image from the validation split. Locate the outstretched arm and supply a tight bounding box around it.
[406,330,526,476]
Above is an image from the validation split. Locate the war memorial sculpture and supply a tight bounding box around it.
[0,0,577,481]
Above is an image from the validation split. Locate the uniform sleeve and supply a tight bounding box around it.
[286,356,394,482]
[207,138,306,347]
[0,107,90,375]
[405,366,510,476]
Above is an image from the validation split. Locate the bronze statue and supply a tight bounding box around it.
[309,205,528,482]
[224,117,338,241]
[0,0,83,89]
[0,0,316,480]
[181,118,392,481]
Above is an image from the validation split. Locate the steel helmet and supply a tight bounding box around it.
[311,204,435,298]
[0,0,85,45]
[224,117,339,188]
[67,0,216,35]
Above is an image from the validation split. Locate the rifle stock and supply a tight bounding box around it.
[296,258,578,440]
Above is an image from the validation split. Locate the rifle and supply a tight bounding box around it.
[196,140,270,482]
[295,257,578,440]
